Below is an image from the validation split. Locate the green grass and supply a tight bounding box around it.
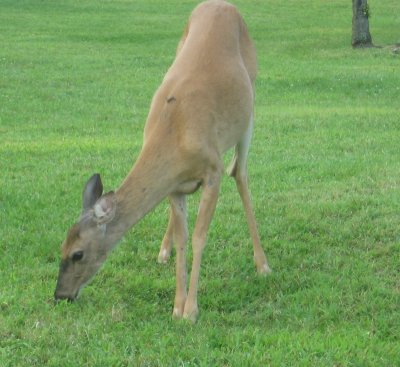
[1,0,399,365]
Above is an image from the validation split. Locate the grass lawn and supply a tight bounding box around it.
[1,0,399,365]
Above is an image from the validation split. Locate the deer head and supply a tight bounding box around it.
[54,174,117,302]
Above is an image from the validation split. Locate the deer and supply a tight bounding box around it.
[54,0,271,323]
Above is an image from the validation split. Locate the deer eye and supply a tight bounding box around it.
[72,251,84,262]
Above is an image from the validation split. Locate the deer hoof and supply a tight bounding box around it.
[183,307,199,324]
[157,249,170,264]
[257,263,272,276]
[172,307,184,319]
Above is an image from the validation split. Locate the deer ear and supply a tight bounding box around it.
[93,192,117,225]
[82,174,103,210]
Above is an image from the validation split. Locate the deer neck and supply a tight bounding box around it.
[106,142,178,244]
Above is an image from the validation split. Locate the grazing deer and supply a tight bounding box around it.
[54,0,271,322]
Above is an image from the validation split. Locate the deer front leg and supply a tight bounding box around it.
[183,172,221,323]
[158,208,174,264]
[168,194,188,319]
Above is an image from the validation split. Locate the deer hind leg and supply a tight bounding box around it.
[165,194,189,319]
[183,170,221,323]
[158,207,174,264]
[227,115,271,275]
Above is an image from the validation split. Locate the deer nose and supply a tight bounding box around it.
[54,291,75,303]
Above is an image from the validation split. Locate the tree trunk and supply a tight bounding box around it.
[352,0,373,48]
